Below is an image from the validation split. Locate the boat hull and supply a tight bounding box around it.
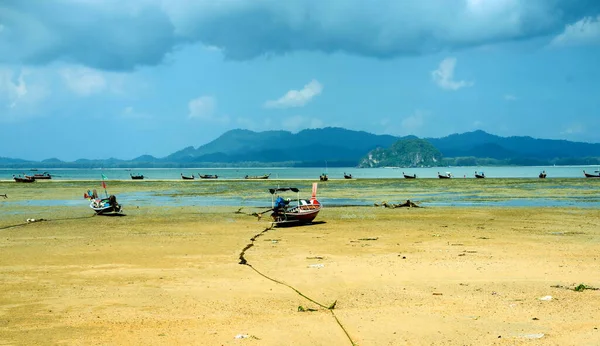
[245,174,270,179]
[438,175,451,179]
[273,206,321,226]
[14,176,35,183]
[403,174,416,179]
[90,198,123,215]
[583,171,600,178]
[91,205,123,215]
[31,174,51,180]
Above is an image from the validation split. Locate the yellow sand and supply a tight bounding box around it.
[1,206,599,345]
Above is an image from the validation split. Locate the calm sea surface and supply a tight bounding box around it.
[2,165,599,180]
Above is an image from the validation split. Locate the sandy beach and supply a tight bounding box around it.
[1,190,599,346]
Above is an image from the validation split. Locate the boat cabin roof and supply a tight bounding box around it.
[269,187,299,194]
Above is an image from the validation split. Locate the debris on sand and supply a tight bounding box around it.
[520,333,544,339]
[551,283,599,292]
[374,200,422,208]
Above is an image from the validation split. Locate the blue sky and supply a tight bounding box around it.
[1,0,599,161]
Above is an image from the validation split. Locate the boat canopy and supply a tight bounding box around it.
[269,187,299,194]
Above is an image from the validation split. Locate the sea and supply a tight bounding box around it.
[2,165,599,180]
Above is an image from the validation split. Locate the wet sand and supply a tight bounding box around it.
[1,204,599,345]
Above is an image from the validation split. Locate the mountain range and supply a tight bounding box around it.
[1,128,599,168]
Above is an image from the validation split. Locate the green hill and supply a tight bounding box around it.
[358,138,442,167]
[166,127,399,164]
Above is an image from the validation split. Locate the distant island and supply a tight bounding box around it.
[1,128,599,168]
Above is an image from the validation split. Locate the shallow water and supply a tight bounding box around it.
[1,175,598,212]
[2,165,600,180]
[5,191,598,209]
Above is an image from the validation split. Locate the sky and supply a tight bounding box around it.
[1,0,599,161]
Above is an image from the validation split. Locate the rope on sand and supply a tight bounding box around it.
[0,215,95,231]
[238,224,357,346]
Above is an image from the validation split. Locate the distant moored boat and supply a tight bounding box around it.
[245,173,270,180]
[181,173,195,180]
[13,175,35,183]
[583,170,600,178]
[27,172,51,180]
[403,172,416,179]
[199,174,218,179]
[438,172,452,179]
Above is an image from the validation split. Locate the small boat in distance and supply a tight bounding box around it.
[539,171,547,179]
[181,173,195,180]
[475,171,485,179]
[13,175,35,183]
[26,172,51,180]
[583,170,600,178]
[199,174,218,179]
[320,173,328,181]
[403,172,416,179]
[268,184,321,227]
[438,172,452,179]
[130,173,144,180]
[343,172,353,179]
[245,174,270,179]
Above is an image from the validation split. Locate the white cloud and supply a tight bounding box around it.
[60,66,107,96]
[561,123,585,135]
[264,80,323,109]
[188,96,215,118]
[431,58,473,91]
[0,67,50,121]
[236,116,274,131]
[121,106,149,119]
[504,94,517,101]
[0,69,27,108]
[188,95,229,123]
[551,15,600,47]
[235,115,324,132]
[380,110,429,136]
[401,110,427,132]
[281,115,324,132]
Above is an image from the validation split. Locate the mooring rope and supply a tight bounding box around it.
[0,215,95,231]
[238,224,358,346]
